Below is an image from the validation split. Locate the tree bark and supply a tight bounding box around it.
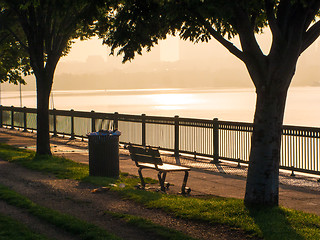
[35,71,53,155]
[244,86,288,207]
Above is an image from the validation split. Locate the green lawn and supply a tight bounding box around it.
[0,184,120,240]
[0,143,319,240]
[0,213,49,240]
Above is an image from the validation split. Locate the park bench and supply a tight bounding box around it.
[128,144,191,194]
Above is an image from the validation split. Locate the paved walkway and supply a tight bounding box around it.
[0,128,320,215]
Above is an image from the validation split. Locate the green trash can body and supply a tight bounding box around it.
[88,133,120,178]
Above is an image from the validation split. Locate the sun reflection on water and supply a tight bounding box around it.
[2,87,319,126]
[146,93,198,106]
[155,106,184,110]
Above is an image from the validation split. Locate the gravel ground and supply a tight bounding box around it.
[0,159,253,240]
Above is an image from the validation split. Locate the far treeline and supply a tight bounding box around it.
[3,66,320,91]
[2,0,320,207]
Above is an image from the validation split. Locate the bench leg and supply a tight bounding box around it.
[138,168,146,189]
[181,171,189,194]
[157,172,167,192]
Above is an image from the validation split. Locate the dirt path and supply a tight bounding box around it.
[0,200,78,240]
[0,159,252,240]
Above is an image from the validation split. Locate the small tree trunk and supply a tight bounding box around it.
[244,88,288,207]
[36,73,53,155]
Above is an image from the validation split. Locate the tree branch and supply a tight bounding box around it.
[265,0,281,37]
[277,0,292,32]
[198,18,245,62]
[301,20,320,53]
[303,0,320,31]
[6,27,28,50]
[233,7,265,60]
[0,32,10,44]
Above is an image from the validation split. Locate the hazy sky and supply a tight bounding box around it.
[3,30,320,126]
[56,30,320,88]
[3,29,320,91]
[63,35,180,63]
[63,35,237,63]
[62,30,320,69]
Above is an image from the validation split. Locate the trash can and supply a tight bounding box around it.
[87,130,121,178]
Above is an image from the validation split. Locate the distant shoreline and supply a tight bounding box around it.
[1,87,319,128]
[2,85,320,95]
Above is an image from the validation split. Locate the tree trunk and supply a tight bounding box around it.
[244,87,288,207]
[35,72,53,155]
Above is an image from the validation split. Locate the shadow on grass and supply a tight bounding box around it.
[248,206,304,240]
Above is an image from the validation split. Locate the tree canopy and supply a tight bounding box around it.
[2,0,320,206]
[0,0,111,154]
[100,0,320,206]
[0,6,30,84]
[104,0,320,65]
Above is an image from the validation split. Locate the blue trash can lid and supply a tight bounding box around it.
[87,130,121,136]
[112,130,121,136]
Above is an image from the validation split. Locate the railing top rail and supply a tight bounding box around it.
[218,120,254,127]
[49,109,115,119]
[2,105,320,133]
[179,117,213,125]
[0,106,37,113]
[118,113,143,122]
[283,124,320,132]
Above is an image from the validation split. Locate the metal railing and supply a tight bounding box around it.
[0,105,319,176]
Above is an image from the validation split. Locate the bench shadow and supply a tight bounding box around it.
[212,163,226,174]
[247,206,304,240]
[192,167,246,181]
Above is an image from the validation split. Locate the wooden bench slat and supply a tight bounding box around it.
[129,146,160,157]
[128,144,191,194]
[138,162,190,171]
[131,154,163,165]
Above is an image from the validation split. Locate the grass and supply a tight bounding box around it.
[0,213,49,240]
[0,143,153,187]
[107,211,197,240]
[0,185,200,240]
[119,189,320,239]
[0,184,120,240]
[0,143,320,239]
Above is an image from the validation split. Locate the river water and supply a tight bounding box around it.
[2,86,320,127]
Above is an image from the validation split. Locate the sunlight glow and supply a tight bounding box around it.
[148,94,196,105]
[155,106,184,110]
[160,36,180,62]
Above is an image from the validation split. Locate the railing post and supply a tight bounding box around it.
[213,118,219,163]
[142,114,146,147]
[70,109,75,139]
[174,115,180,164]
[23,106,27,132]
[52,108,57,137]
[91,110,96,132]
[114,112,119,130]
[0,105,3,128]
[11,106,14,129]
